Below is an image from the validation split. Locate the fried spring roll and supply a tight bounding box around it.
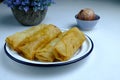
[18,25,61,60]
[35,38,60,62]
[35,32,66,62]
[54,27,86,61]
[5,24,47,50]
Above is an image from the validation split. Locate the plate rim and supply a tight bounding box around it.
[4,35,94,67]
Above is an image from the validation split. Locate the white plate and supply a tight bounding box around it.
[4,35,93,67]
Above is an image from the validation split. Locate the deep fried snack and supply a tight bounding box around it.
[6,24,86,62]
[35,32,66,62]
[35,38,60,62]
[6,24,47,51]
[54,27,86,61]
[18,24,61,60]
[35,27,86,62]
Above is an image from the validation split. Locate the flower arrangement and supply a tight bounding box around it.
[3,0,54,26]
[3,0,54,12]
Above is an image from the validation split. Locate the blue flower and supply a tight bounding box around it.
[13,0,21,6]
[3,0,54,12]
[23,6,29,12]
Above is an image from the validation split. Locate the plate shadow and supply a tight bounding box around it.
[1,46,91,78]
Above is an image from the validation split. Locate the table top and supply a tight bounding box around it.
[0,0,120,80]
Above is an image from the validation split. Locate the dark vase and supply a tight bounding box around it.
[11,8,47,26]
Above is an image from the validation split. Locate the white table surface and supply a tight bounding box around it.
[0,0,120,80]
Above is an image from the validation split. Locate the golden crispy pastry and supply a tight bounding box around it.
[35,32,67,62]
[35,27,86,62]
[54,27,86,61]
[18,24,61,60]
[35,38,60,62]
[6,24,86,62]
[6,24,47,51]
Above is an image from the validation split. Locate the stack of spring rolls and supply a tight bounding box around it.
[6,24,86,62]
